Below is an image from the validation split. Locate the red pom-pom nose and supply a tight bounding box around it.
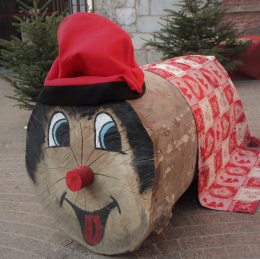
[66,165,94,192]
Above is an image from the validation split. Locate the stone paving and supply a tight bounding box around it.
[0,78,259,259]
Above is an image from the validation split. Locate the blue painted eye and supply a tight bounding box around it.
[99,121,116,149]
[95,113,122,152]
[49,113,70,147]
[52,119,69,146]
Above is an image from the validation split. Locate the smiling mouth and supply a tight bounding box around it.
[60,192,121,245]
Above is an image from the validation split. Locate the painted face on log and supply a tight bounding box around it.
[26,101,154,253]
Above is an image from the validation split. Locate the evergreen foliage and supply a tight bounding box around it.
[143,0,248,73]
[0,0,64,110]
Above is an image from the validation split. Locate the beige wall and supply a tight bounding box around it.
[93,0,260,66]
[94,0,182,65]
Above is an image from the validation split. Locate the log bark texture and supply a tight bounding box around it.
[128,71,198,238]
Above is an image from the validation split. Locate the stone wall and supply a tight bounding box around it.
[94,0,181,65]
[93,1,260,66]
[216,0,260,35]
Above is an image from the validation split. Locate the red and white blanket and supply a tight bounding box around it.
[141,56,260,213]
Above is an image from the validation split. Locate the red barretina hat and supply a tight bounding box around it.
[38,12,145,105]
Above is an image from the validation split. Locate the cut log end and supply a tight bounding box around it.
[26,71,197,255]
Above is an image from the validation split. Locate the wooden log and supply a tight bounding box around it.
[128,71,198,237]
[26,71,197,255]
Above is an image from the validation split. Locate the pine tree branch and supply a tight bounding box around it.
[141,0,248,72]
[0,0,64,110]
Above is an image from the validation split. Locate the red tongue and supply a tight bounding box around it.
[84,215,103,245]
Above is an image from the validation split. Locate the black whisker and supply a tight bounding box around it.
[86,147,95,164]
[38,176,65,196]
[94,173,120,180]
[89,186,102,210]
[69,145,80,166]
[88,152,106,167]
[79,121,83,165]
